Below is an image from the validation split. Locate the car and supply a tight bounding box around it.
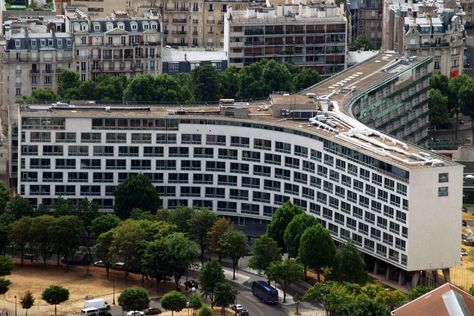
[238,309,249,316]
[230,304,244,312]
[463,220,467,227]
[93,260,105,267]
[463,207,468,212]
[462,248,468,256]
[142,307,162,315]
[184,280,199,289]
[127,311,145,316]
[111,262,125,270]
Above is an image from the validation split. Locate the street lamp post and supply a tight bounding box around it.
[112,279,116,305]
[14,295,17,316]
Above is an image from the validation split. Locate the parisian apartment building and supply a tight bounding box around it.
[14,53,462,291]
[382,0,465,77]
[224,2,348,77]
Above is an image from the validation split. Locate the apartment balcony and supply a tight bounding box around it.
[206,20,215,24]
[192,31,199,36]
[172,31,187,35]
[172,18,188,24]
[165,7,188,12]
[30,69,40,74]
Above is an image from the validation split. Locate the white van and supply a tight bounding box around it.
[84,298,110,310]
[80,307,100,316]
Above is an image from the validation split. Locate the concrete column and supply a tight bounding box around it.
[411,271,421,288]
[432,270,438,286]
[373,259,379,274]
[385,266,391,280]
[398,270,404,285]
[442,268,451,283]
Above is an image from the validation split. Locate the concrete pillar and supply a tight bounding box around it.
[398,270,404,285]
[411,271,421,288]
[432,270,438,286]
[443,268,451,283]
[373,259,379,274]
[385,266,391,280]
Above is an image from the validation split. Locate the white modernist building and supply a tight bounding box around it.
[14,52,463,288]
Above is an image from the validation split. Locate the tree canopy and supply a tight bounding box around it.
[199,260,225,303]
[349,36,374,51]
[248,235,281,273]
[218,229,248,280]
[42,285,69,315]
[331,241,368,285]
[284,213,318,258]
[118,286,150,311]
[188,209,217,265]
[267,259,304,303]
[161,290,187,316]
[267,202,304,253]
[114,174,161,219]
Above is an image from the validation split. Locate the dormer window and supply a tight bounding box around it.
[151,22,157,29]
[118,22,125,30]
[31,39,37,48]
[93,23,100,31]
[15,39,20,48]
[40,39,46,47]
[106,22,113,31]
[57,39,63,48]
[131,22,138,31]
[66,39,72,47]
[143,22,149,30]
[73,22,80,32]
[48,39,54,46]
[81,22,87,31]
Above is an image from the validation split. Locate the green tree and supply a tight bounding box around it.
[237,61,266,100]
[207,217,232,262]
[123,74,157,102]
[262,60,293,94]
[292,69,321,91]
[168,207,196,233]
[374,288,406,311]
[96,74,127,102]
[175,73,195,103]
[48,216,85,267]
[407,286,432,301]
[218,229,248,280]
[6,196,32,219]
[188,209,217,265]
[303,281,355,315]
[331,241,368,285]
[114,174,161,219]
[267,202,304,253]
[199,260,225,303]
[118,286,150,311]
[449,74,472,139]
[0,278,11,295]
[266,259,304,303]
[0,213,15,255]
[92,230,114,277]
[154,74,189,103]
[161,290,187,316]
[284,213,318,259]
[30,215,55,265]
[219,66,239,98]
[299,224,336,281]
[199,306,213,316]
[429,89,450,130]
[342,295,388,316]
[187,292,202,316]
[349,36,374,51]
[9,216,33,265]
[248,235,281,274]
[163,233,199,288]
[91,213,121,236]
[429,73,449,96]
[0,256,13,276]
[459,80,474,140]
[0,182,10,212]
[76,80,98,100]
[469,285,474,296]
[20,290,35,316]
[213,282,238,315]
[142,238,170,288]
[23,89,58,103]
[191,65,221,102]
[42,285,69,315]
[58,70,80,98]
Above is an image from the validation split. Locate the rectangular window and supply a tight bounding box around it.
[169,147,189,157]
[254,138,271,150]
[218,148,238,160]
[93,146,114,156]
[131,133,152,144]
[56,132,76,143]
[206,161,225,172]
[438,186,448,197]
[193,174,213,184]
[242,150,260,162]
[106,133,127,143]
[294,145,308,158]
[194,147,214,158]
[264,153,281,165]
[156,160,176,170]
[156,134,177,144]
[81,133,101,143]
[230,136,249,148]
[182,134,202,144]
[181,160,201,171]
[242,177,260,189]
[143,147,164,157]
[439,173,449,183]
[206,134,226,145]
[276,141,291,153]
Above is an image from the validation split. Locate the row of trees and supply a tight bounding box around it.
[23,60,321,104]
[429,73,474,139]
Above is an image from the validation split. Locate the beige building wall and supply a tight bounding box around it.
[69,0,129,18]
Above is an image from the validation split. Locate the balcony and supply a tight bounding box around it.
[206,20,215,24]
[172,19,187,24]
[172,31,187,35]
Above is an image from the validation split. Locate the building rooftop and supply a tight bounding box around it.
[392,283,474,316]
[162,47,228,63]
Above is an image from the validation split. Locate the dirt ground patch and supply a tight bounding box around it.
[0,260,177,316]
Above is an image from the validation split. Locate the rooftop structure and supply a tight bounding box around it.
[161,47,228,74]
[224,2,348,76]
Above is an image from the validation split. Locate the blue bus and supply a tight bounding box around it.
[251,280,279,304]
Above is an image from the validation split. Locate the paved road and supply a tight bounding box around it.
[233,282,288,316]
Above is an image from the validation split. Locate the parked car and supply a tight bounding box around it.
[142,307,162,315]
[184,280,199,289]
[111,262,125,270]
[93,260,105,267]
[127,311,145,316]
[462,248,468,256]
[463,207,468,213]
[463,220,467,227]
[84,298,110,311]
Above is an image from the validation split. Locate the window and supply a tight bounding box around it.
[131,133,152,144]
[264,180,280,192]
[156,134,177,144]
[30,132,51,142]
[218,175,238,186]
[242,151,260,162]
[438,186,448,197]
[206,161,225,172]
[194,147,213,158]
[168,173,189,184]
[181,160,201,171]
[276,141,291,153]
[253,165,271,177]
[193,174,213,184]
[93,146,114,156]
[68,145,89,156]
[230,162,249,174]
[311,149,322,161]
[81,133,101,143]
[439,173,449,183]
[169,147,189,157]
[56,132,76,143]
[218,148,238,160]
[182,134,202,144]
[55,158,76,169]
[294,145,308,158]
[206,134,226,145]
[156,160,176,170]
[106,159,126,170]
[143,147,164,157]
[119,146,139,157]
[254,138,271,150]
[242,177,260,188]
[106,133,126,143]
[285,157,300,169]
[230,136,249,147]
[131,160,151,170]
[264,153,281,165]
